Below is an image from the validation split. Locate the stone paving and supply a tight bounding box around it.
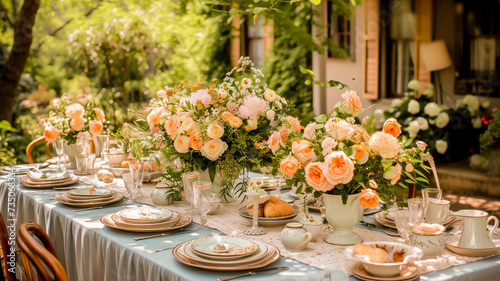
[446,192,500,218]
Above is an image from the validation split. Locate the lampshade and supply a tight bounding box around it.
[420,40,452,72]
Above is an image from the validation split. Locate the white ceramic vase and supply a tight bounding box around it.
[64,143,84,169]
[197,170,238,203]
[323,193,363,245]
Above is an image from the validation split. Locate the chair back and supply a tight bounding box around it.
[17,222,69,281]
[26,137,53,164]
[0,214,16,281]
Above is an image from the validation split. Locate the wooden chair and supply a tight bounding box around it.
[17,222,69,281]
[0,214,16,281]
[26,137,53,164]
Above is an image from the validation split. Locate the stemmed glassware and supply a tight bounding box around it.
[128,159,145,199]
[193,181,212,226]
[95,135,110,159]
[122,173,136,204]
[422,188,443,222]
[52,137,65,172]
[182,171,200,213]
[392,202,412,243]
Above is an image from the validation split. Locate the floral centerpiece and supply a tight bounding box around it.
[263,89,431,245]
[133,57,294,200]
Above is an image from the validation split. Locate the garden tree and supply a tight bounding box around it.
[0,0,40,122]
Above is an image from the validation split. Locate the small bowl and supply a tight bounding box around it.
[345,241,423,278]
[101,165,128,178]
[103,152,129,167]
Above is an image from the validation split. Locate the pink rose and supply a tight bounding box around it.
[341,90,362,115]
[323,151,355,185]
[238,95,268,120]
[65,103,84,119]
[189,89,213,108]
[164,115,179,140]
[325,118,353,141]
[70,117,85,131]
[292,140,317,165]
[89,120,103,135]
[93,108,105,121]
[321,137,337,156]
[147,107,168,127]
[43,125,60,143]
[305,162,334,192]
[267,132,282,155]
[286,116,301,133]
[369,132,399,159]
[157,90,168,99]
[303,123,316,140]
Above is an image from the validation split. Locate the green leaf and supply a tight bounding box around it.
[381,159,394,171]
[341,190,348,204]
[309,0,321,5]
[304,79,312,86]
[315,123,325,130]
[227,15,235,24]
[313,190,322,198]
[285,179,293,186]
[344,146,355,158]
[314,114,327,123]
[271,8,283,14]
[353,174,363,182]
[398,182,409,189]
[299,65,316,78]
[414,169,427,178]
[253,7,268,15]
[405,179,417,184]
[208,162,216,183]
[403,171,416,181]
[416,177,429,184]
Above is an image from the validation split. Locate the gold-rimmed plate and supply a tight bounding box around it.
[190,235,259,260]
[101,212,191,233]
[352,262,420,281]
[54,192,123,207]
[20,176,79,188]
[111,212,180,230]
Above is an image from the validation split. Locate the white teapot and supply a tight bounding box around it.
[281,222,312,250]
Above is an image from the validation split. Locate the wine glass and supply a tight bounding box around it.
[193,181,212,226]
[122,172,136,204]
[392,202,412,243]
[182,171,200,213]
[128,159,145,199]
[271,170,286,197]
[52,137,65,172]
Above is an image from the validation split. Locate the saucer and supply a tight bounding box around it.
[445,241,500,257]
[352,262,419,281]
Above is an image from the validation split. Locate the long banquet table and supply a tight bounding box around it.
[2,167,500,281]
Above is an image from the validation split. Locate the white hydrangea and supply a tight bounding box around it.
[481,99,490,109]
[424,102,440,117]
[435,112,450,128]
[407,120,421,138]
[416,117,429,130]
[408,79,421,91]
[391,98,403,108]
[462,94,480,113]
[435,140,448,154]
[472,117,482,129]
[408,100,420,114]
[422,84,435,98]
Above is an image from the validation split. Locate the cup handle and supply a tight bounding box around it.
[487,216,499,239]
[297,232,312,249]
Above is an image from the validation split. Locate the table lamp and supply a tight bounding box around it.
[420,40,453,104]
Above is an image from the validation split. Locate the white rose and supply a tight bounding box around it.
[481,100,490,109]
[391,99,403,108]
[369,132,400,159]
[325,118,353,141]
[266,110,275,120]
[303,123,316,140]
[472,117,482,129]
[217,89,228,99]
[181,117,196,132]
[207,124,224,139]
[200,139,228,161]
[407,120,421,138]
[435,140,448,154]
[321,137,337,156]
[408,79,421,91]
[417,117,429,130]
[436,112,450,128]
[264,89,279,102]
[424,102,440,117]
[173,135,190,153]
[408,100,420,114]
[247,118,258,130]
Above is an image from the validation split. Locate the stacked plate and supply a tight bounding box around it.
[0,165,38,175]
[374,210,454,229]
[238,206,298,226]
[54,187,123,207]
[173,235,280,271]
[20,169,79,188]
[101,207,191,232]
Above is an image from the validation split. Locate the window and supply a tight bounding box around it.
[241,16,264,68]
[328,2,355,59]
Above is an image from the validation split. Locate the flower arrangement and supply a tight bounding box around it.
[133,57,294,200]
[41,93,107,144]
[263,89,432,207]
[384,80,451,156]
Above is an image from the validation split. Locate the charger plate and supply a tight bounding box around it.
[185,239,268,265]
[101,212,191,232]
[111,212,180,230]
[20,176,79,188]
[352,262,419,281]
[54,192,122,207]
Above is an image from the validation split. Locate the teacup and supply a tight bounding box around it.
[298,218,323,241]
[425,199,450,224]
[207,198,223,215]
[410,231,445,257]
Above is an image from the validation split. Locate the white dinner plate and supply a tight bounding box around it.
[69,188,113,197]
[111,212,180,229]
[101,212,191,233]
[190,235,259,259]
[119,207,173,223]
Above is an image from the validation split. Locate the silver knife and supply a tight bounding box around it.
[217,266,289,281]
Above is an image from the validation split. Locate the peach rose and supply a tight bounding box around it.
[279,127,289,142]
[279,156,301,177]
[173,135,190,153]
[384,163,402,185]
[413,223,445,235]
[303,123,316,140]
[321,137,337,156]
[353,144,369,164]
[157,90,167,99]
[286,116,301,133]
[341,90,363,115]
[93,108,105,121]
[65,103,84,118]
[405,163,414,172]
[305,162,334,192]
[70,117,85,131]
[369,179,378,189]
[89,120,103,135]
[43,125,60,143]
[147,107,168,127]
[228,116,243,128]
[325,118,353,141]
[164,115,179,140]
[164,86,175,96]
[416,141,428,152]
[267,131,282,155]
[207,124,224,139]
[200,139,228,161]
[189,130,204,150]
[383,118,402,138]
[323,151,355,185]
[369,132,399,159]
[359,189,380,208]
[292,140,317,165]
[221,111,233,122]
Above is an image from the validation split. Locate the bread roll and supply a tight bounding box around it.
[121,161,129,168]
[353,243,387,263]
[102,172,114,183]
[263,196,294,218]
[97,169,113,182]
[247,195,271,216]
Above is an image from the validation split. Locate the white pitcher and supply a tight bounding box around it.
[452,210,499,249]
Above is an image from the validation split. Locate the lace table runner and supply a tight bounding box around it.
[105,180,499,276]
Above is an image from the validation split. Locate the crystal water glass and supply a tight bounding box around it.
[128,160,145,199]
[95,135,109,158]
[182,171,200,212]
[193,181,212,226]
[122,173,136,203]
[422,188,443,222]
[52,138,65,172]
[392,202,411,243]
